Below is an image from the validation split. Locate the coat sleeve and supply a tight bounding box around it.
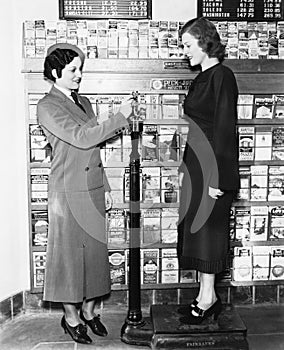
[37,98,129,150]
[103,167,111,192]
[210,67,239,190]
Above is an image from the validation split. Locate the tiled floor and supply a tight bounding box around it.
[0,305,284,349]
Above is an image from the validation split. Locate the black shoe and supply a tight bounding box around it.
[179,299,222,325]
[80,309,108,337]
[61,316,92,344]
[177,299,198,315]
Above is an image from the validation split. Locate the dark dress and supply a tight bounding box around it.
[177,63,239,274]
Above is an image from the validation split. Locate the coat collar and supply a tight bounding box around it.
[49,85,90,124]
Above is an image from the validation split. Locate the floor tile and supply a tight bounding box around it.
[31,342,75,350]
[247,334,284,350]
[0,306,284,350]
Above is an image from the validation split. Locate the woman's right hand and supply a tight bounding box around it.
[208,186,224,199]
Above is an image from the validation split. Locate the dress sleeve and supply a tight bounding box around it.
[211,67,239,190]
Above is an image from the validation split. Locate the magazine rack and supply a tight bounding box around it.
[23,58,284,306]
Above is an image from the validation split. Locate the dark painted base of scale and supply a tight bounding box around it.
[121,304,249,350]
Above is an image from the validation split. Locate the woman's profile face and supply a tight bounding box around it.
[182,32,207,67]
[54,56,83,91]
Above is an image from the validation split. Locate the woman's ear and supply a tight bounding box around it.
[51,69,58,80]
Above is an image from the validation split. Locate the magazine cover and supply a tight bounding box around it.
[123,167,142,202]
[29,94,44,121]
[45,21,57,48]
[158,125,179,162]
[254,130,272,161]
[142,124,158,162]
[237,166,251,201]
[179,269,197,283]
[31,168,50,192]
[107,209,126,245]
[235,207,251,242]
[148,94,161,119]
[141,248,159,284]
[272,95,284,118]
[270,246,284,280]
[141,208,161,245]
[252,246,271,280]
[250,165,268,201]
[104,167,124,204]
[238,126,255,161]
[142,167,161,203]
[161,166,179,203]
[268,166,284,201]
[272,127,284,160]
[232,247,253,282]
[253,94,274,119]
[250,206,269,241]
[248,22,258,59]
[237,94,254,119]
[122,132,142,162]
[33,251,46,288]
[31,210,48,247]
[109,250,126,286]
[161,207,178,243]
[31,168,50,205]
[161,248,179,283]
[268,23,278,59]
[161,94,180,119]
[102,135,122,165]
[269,206,284,240]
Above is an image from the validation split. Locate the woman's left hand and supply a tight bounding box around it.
[105,191,113,211]
[208,186,224,199]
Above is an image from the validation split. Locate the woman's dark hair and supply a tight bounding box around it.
[181,17,225,62]
[43,49,79,82]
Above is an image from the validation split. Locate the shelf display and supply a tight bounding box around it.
[23,19,284,59]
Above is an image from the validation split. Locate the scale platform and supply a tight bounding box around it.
[150,304,249,350]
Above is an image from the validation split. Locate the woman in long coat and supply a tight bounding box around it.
[37,43,129,344]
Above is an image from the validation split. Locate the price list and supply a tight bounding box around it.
[197,0,284,21]
[59,0,152,19]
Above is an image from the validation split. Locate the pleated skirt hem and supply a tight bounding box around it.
[178,256,227,274]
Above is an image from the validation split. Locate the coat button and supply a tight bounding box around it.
[85,167,89,171]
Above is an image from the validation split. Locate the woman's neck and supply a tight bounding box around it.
[201,57,220,72]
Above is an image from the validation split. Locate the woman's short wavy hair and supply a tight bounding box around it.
[43,49,79,82]
[181,17,225,62]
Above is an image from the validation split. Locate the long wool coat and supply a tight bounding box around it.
[37,86,128,303]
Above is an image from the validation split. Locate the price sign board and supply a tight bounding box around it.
[151,79,193,91]
[197,0,284,21]
[59,0,152,19]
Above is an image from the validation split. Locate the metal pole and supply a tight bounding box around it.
[121,95,153,345]
[127,121,143,325]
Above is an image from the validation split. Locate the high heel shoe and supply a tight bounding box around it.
[177,299,198,315]
[179,299,222,325]
[61,316,92,344]
[80,309,108,337]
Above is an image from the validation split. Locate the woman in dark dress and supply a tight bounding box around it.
[177,17,239,324]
